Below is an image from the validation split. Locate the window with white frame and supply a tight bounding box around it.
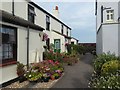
[106,10,114,21]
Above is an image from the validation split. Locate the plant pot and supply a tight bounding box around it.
[50,76,55,80]
[55,76,60,79]
[68,63,72,66]
[43,77,49,82]
[19,76,27,83]
[29,80,38,83]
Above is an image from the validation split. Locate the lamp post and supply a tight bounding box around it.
[101,5,111,23]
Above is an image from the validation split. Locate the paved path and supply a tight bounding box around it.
[51,53,94,88]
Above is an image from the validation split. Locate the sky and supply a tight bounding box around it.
[32,0,96,43]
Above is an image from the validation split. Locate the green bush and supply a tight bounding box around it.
[89,53,120,89]
[101,60,120,76]
[89,73,120,89]
[93,53,118,74]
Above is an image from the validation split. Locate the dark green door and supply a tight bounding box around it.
[54,39,61,53]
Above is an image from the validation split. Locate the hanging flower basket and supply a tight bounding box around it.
[65,43,69,46]
[42,33,48,41]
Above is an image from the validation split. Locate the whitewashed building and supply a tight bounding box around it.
[96,0,120,56]
[71,37,79,45]
[0,0,71,85]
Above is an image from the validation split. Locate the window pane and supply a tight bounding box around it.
[9,35,15,43]
[3,44,9,51]
[9,29,14,35]
[111,14,113,19]
[2,27,6,33]
[9,51,13,58]
[107,15,109,20]
[9,44,13,51]
[3,52,8,59]
[0,27,2,33]
[46,16,50,23]
[0,52,2,57]
[55,40,60,49]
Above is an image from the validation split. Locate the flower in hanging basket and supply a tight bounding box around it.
[42,33,48,41]
[65,43,69,46]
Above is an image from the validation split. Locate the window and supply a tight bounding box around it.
[46,16,50,30]
[28,5,35,23]
[0,25,17,65]
[46,38,50,50]
[61,25,63,34]
[106,10,114,21]
[66,28,68,36]
[71,42,74,45]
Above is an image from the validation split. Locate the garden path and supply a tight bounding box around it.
[51,53,94,88]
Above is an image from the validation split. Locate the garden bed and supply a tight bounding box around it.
[3,73,64,89]
[89,53,120,89]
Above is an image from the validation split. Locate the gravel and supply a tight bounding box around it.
[2,73,64,89]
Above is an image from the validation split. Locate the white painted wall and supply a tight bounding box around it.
[71,38,78,45]
[0,65,17,84]
[29,29,44,63]
[96,0,120,56]
[0,22,43,84]
[118,24,120,56]
[14,1,28,20]
[1,0,12,14]
[35,8,46,28]
[96,27,103,55]
[102,24,118,56]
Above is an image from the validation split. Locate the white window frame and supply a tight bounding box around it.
[106,10,114,22]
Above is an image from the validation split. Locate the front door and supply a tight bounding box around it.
[54,39,61,53]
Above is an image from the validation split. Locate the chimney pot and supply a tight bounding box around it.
[55,6,58,10]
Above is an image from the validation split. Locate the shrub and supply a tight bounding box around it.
[89,53,120,89]
[89,73,120,89]
[93,53,118,74]
[101,60,120,76]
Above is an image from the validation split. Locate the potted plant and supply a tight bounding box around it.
[16,62,26,83]
[26,71,42,83]
[53,73,60,79]
[67,61,72,66]
[50,75,55,80]
[42,73,49,82]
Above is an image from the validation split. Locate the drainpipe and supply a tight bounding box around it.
[27,26,29,70]
[12,0,14,16]
[101,5,103,23]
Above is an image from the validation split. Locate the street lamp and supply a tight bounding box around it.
[101,5,111,23]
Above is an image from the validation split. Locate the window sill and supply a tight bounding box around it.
[0,61,17,67]
[106,20,114,22]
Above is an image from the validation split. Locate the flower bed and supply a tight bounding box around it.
[89,53,120,89]
[43,50,79,66]
[24,60,64,83]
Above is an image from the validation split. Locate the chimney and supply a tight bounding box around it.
[53,5,59,18]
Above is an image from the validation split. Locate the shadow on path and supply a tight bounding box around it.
[51,53,94,88]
